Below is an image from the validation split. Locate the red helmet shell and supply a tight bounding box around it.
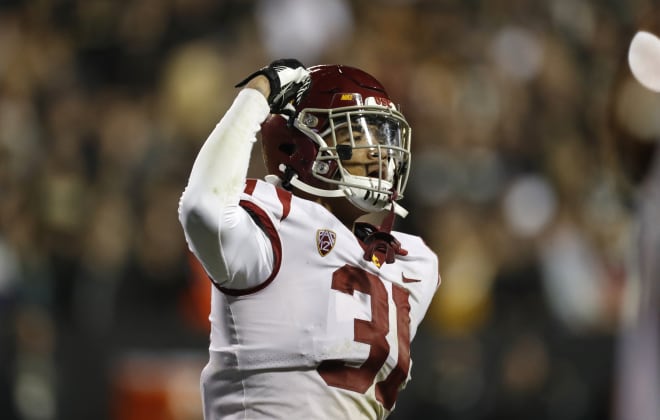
[260,65,396,190]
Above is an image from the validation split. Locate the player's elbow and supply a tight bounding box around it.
[178,191,220,245]
[178,192,233,284]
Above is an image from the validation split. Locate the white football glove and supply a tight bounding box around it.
[236,58,311,115]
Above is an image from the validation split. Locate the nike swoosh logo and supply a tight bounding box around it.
[402,274,421,283]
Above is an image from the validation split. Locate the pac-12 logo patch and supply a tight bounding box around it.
[316,229,336,257]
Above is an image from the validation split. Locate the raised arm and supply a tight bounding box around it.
[178,60,309,289]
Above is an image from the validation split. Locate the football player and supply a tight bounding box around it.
[178,59,440,419]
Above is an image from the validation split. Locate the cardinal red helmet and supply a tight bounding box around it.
[260,64,411,215]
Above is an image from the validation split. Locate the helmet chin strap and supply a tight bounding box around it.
[287,173,346,197]
[270,165,409,217]
[280,171,409,217]
[297,175,409,217]
[386,201,409,218]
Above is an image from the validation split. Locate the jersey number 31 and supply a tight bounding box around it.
[317,264,412,411]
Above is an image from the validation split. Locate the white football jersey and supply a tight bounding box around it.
[201,178,440,420]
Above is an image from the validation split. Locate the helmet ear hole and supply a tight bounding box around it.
[278,143,296,156]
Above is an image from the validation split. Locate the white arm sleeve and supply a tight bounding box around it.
[178,88,274,289]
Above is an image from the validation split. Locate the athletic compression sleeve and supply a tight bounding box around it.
[178,88,274,289]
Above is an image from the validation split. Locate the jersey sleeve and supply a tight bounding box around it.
[178,88,276,290]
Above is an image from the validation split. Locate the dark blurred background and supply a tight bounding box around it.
[1,0,659,419]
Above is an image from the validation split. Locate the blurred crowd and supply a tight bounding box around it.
[0,0,658,419]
